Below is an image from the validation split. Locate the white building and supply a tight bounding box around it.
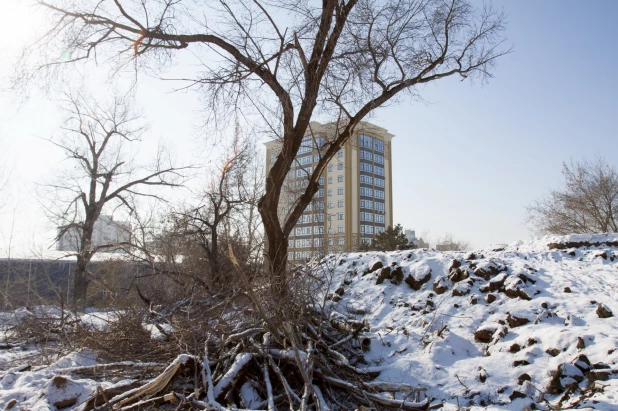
[57,215,131,252]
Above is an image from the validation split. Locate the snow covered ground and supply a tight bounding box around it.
[1,234,617,410]
[315,234,618,410]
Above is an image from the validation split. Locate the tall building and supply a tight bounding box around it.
[265,121,394,262]
[57,215,131,253]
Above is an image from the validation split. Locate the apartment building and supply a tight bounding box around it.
[265,121,394,262]
[57,215,131,253]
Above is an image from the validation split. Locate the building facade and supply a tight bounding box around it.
[57,215,131,252]
[265,121,394,262]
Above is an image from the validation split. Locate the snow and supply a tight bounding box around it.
[310,234,618,409]
[1,234,617,409]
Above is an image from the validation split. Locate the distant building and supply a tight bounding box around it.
[436,242,460,252]
[57,215,131,252]
[265,121,394,262]
[405,229,429,249]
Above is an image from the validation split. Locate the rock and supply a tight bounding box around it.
[546,366,564,394]
[596,303,613,318]
[432,276,451,295]
[527,338,537,346]
[404,269,432,291]
[576,336,585,350]
[470,295,478,305]
[546,348,560,357]
[513,360,530,367]
[488,273,507,292]
[560,363,584,383]
[376,267,392,284]
[335,287,345,296]
[478,368,487,383]
[369,260,383,272]
[595,251,608,259]
[55,397,78,409]
[517,273,536,284]
[448,267,470,283]
[504,277,526,299]
[474,324,505,343]
[585,369,611,381]
[509,390,527,401]
[452,281,472,296]
[449,259,463,270]
[474,260,506,280]
[541,302,549,309]
[567,250,576,256]
[518,373,531,385]
[4,399,17,410]
[518,289,533,301]
[390,266,404,285]
[331,295,341,302]
[486,294,496,304]
[509,343,522,353]
[572,354,591,372]
[507,314,530,328]
[593,362,610,369]
[563,287,572,293]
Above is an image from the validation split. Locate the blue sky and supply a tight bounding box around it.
[374,0,618,247]
[1,0,617,253]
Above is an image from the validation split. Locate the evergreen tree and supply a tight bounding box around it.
[361,224,409,252]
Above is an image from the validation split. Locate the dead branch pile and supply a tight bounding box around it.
[72,311,429,411]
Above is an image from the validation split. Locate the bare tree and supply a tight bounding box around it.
[22,0,509,297]
[44,93,190,306]
[171,132,264,293]
[527,157,618,235]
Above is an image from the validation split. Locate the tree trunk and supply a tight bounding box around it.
[72,255,90,307]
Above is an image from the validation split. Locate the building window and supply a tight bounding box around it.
[360,163,373,172]
[360,150,373,161]
[317,189,324,197]
[289,240,294,248]
[319,177,324,185]
[361,175,373,184]
[374,190,384,199]
[375,178,384,188]
[288,252,294,260]
[374,154,384,164]
[376,214,385,223]
[360,134,373,148]
[361,199,373,209]
[328,238,333,246]
[338,238,345,246]
[375,166,384,176]
[337,212,344,220]
[338,187,344,195]
[328,164,333,172]
[314,154,320,162]
[328,177,333,184]
[328,189,332,196]
[337,162,344,170]
[314,238,323,247]
[338,200,344,207]
[338,225,344,233]
[338,175,343,183]
[375,202,385,212]
[317,201,324,209]
[328,201,333,208]
[314,226,324,234]
[376,227,385,234]
[374,139,384,153]
[337,150,344,158]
